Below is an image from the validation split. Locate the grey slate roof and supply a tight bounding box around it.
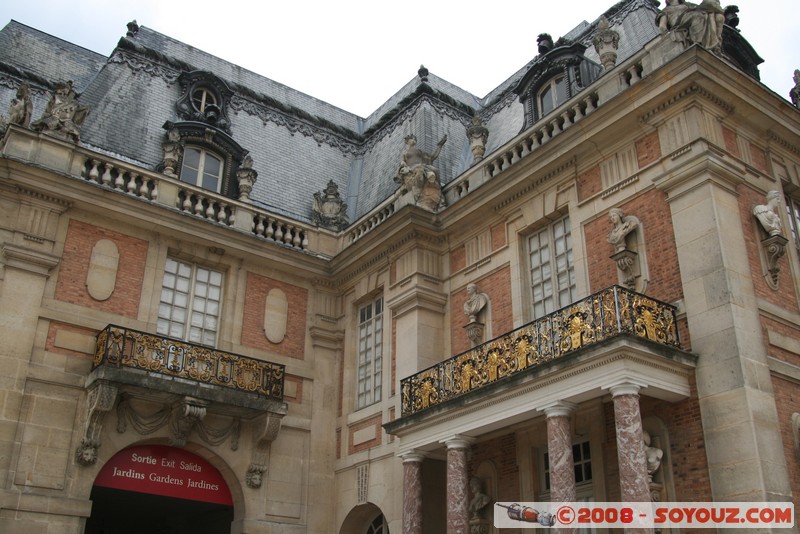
[0,20,105,93]
[0,0,667,226]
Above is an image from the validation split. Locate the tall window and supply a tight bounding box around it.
[357,296,383,409]
[180,147,224,192]
[543,440,592,493]
[528,215,575,318]
[157,258,223,346]
[539,76,568,117]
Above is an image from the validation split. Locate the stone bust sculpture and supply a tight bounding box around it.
[463,283,488,323]
[643,431,663,477]
[607,207,640,253]
[753,191,783,237]
[468,477,491,519]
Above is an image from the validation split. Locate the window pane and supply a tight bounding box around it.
[540,85,554,115]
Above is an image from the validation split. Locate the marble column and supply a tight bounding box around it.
[543,402,577,501]
[609,382,653,534]
[401,452,425,534]
[444,437,470,534]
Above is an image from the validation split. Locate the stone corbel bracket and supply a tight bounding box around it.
[76,381,119,466]
[246,411,284,488]
[760,234,788,290]
[170,397,208,447]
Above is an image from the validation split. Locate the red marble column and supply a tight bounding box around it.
[401,452,425,534]
[609,382,653,534]
[543,402,577,505]
[445,437,470,534]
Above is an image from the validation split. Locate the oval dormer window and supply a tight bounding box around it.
[191,87,217,114]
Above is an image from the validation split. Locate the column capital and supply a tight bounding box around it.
[441,435,473,450]
[400,451,426,463]
[540,400,577,418]
[604,380,647,398]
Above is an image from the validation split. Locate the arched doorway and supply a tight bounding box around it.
[84,444,234,534]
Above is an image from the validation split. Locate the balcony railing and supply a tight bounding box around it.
[400,286,680,417]
[94,325,284,402]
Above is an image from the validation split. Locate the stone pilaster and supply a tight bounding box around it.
[444,437,470,534]
[609,382,653,534]
[401,452,425,534]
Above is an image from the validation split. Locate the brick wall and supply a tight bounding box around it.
[722,126,741,158]
[491,222,507,251]
[451,244,466,273]
[348,413,382,455]
[451,266,513,356]
[750,142,768,173]
[584,189,684,305]
[469,433,520,503]
[771,375,800,506]
[577,165,602,202]
[636,131,661,168]
[55,219,147,318]
[241,272,308,358]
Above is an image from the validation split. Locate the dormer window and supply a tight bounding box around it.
[513,41,602,131]
[539,76,568,116]
[191,87,217,114]
[176,71,233,133]
[180,147,224,192]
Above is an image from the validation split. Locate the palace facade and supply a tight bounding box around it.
[0,0,799,532]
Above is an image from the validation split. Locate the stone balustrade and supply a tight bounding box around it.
[485,92,599,178]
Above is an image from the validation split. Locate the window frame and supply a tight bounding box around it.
[157,257,224,347]
[541,438,594,495]
[538,75,568,118]
[356,296,384,410]
[527,214,576,319]
[179,145,225,193]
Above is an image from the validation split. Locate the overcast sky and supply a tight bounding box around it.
[1,0,796,117]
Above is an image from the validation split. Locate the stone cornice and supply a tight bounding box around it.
[386,340,695,441]
[639,82,735,125]
[493,157,576,212]
[767,130,800,157]
[335,226,446,286]
[1,244,60,276]
[386,286,448,319]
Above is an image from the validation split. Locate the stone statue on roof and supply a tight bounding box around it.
[0,83,33,134]
[656,0,725,54]
[31,80,89,143]
[791,69,800,108]
[395,133,447,212]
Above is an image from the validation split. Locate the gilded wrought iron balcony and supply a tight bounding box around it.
[400,286,680,417]
[94,325,284,402]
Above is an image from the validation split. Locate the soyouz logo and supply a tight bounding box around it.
[494,502,795,529]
